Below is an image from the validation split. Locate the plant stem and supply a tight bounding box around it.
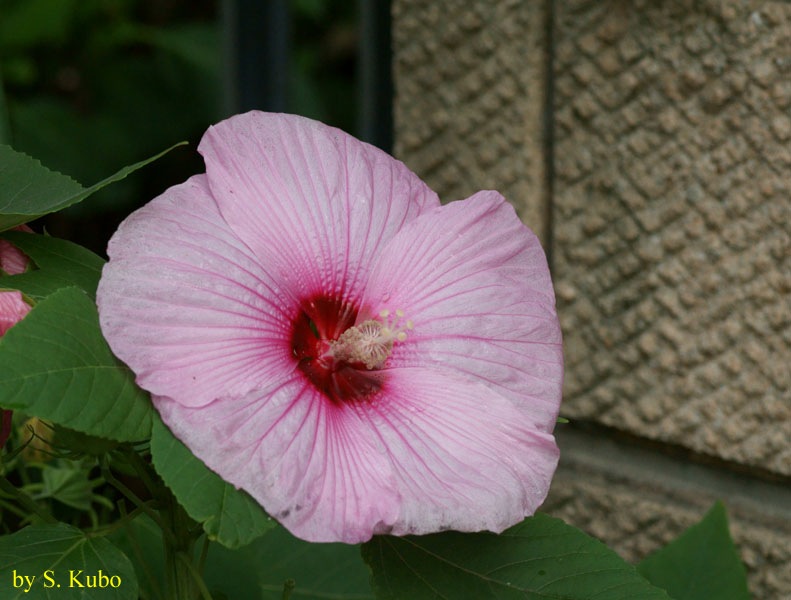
[0,475,55,523]
[0,497,27,519]
[86,501,153,538]
[161,494,199,600]
[104,448,209,599]
[124,446,160,493]
[100,456,173,543]
[282,579,296,600]
[118,500,164,600]
[197,534,209,575]
[178,552,213,600]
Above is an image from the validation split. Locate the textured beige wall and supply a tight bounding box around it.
[392,0,548,239]
[553,0,791,476]
[393,0,791,597]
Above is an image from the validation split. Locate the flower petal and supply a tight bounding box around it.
[198,111,439,303]
[155,365,557,543]
[366,367,559,536]
[360,191,564,432]
[0,290,31,337]
[97,175,295,408]
[0,225,33,275]
[154,378,400,544]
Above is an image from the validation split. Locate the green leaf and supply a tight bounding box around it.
[210,524,375,600]
[0,231,104,299]
[0,145,81,230]
[0,142,186,230]
[0,286,152,442]
[638,501,750,600]
[107,516,165,600]
[0,522,138,599]
[53,425,119,457]
[37,460,97,511]
[149,415,275,549]
[110,515,374,600]
[363,513,673,600]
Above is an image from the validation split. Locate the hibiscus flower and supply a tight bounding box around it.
[97,112,564,543]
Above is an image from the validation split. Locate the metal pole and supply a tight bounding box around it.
[358,0,393,151]
[222,0,291,115]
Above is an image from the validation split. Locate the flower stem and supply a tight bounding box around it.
[117,500,165,600]
[0,475,55,523]
[101,450,208,598]
[86,501,153,538]
[162,494,199,600]
[178,552,213,600]
[100,456,172,542]
[197,534,209,575]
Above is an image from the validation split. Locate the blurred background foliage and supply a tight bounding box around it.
[0,0,357,254]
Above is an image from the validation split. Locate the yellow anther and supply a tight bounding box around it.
[396,332,407,342]
[395,309,405,318]
[406,320,413,330]
[379,309,390,317]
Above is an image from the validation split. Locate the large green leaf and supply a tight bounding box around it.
[0,522,138,599]
[0,286,152,441]
[0,231,104,299]
[149,415,275,549]
[638,502,750,600]
[363,513,673,600]
[0,142,186,230]
[209,524,375,600]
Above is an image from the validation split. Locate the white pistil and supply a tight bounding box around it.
[329,308,412,369]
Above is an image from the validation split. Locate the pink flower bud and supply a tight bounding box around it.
[0,290,32,447]
[0,224,33,275]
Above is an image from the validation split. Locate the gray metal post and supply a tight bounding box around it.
[358,0,392,151]
[222,0,291,115]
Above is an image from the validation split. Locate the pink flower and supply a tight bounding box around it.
[0,291,32,446]
[0,292,31,338]
[97,112,563,543]
[0,225,33,275]
[0,225,33,447]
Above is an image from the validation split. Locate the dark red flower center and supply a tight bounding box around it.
[290,294,385,404]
